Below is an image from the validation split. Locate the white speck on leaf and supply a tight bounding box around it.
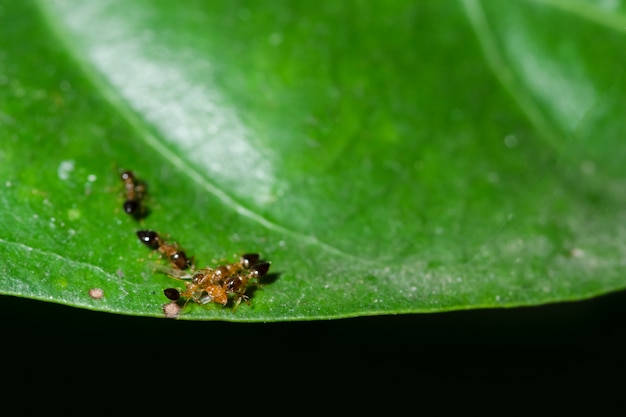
[57,160,75,180]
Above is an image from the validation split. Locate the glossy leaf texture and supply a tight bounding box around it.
[1,0,625,321]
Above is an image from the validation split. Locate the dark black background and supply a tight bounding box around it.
[3,290,624,377]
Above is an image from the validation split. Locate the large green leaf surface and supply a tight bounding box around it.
[1,0,625,321]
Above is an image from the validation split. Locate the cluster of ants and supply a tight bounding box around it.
[121,170,271,316]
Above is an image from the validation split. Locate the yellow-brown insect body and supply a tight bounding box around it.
[120,170,147,218]
[137,230,192,270]
[164,253,271,310]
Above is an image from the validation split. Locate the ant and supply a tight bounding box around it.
[137,230,193,270]
[163,253,270,311]
[120,170,147,219]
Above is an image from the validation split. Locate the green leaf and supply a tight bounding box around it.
[1,0,625,321]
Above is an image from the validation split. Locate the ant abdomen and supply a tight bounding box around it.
[241,253,260,269]
[252,261,271,277]
[123,200,139,215]
[224,275,243,293]
[170,251,190,270]
[164,288,181,301]
[137,230,160,250]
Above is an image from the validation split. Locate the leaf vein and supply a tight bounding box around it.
[460,0,566,153]
[531,0,626,34]
[0,237,126,284]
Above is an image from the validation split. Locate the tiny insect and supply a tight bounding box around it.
[88,288,104,299]
[137,230,193,270]
[120,170,147,219]
[164,253,270,312]
[162,301,182,319]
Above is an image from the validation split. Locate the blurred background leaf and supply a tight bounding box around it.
[0,0,624,321]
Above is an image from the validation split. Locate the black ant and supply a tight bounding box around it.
[120,170,147,219]
[137,230,193,270]
[163,253,270,311]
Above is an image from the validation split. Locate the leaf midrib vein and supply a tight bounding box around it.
[36,1,361,262]
[460,0,566,154]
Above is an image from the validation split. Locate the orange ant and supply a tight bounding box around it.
[163,253,270,311]
[137,230,193,270]
[120,170,147,219]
